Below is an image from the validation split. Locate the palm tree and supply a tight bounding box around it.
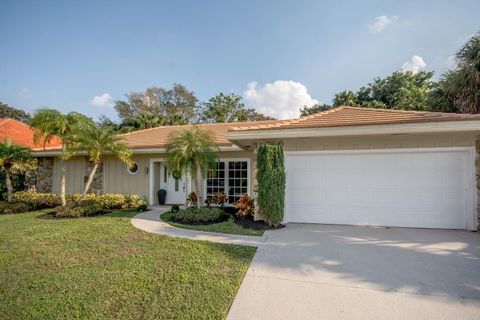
[72,122,132,194]
[165,126,218,208]
[0,140,31,203]
[30,109,91,206]
[434,32,480,114]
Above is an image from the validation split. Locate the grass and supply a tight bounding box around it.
[161,212,264,237]
[0,210,256,320]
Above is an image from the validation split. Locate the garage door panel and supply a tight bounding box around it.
[285,150,473,229]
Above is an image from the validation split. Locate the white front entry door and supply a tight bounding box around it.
[285,148,475,230]
[159,163,187,204]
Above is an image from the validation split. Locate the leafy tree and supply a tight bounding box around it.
[333,90,357,107]
[0,102,31,123]
[115,84,198,128]
[30,109,92,206]
[0,140,31,202]
[119,111,166,132]
[257,143,285,227]
[299,104,333,116]
[431,32,480,113]
[357,71,434,110]
[72,122,132,195]
[165,127,218,208]
[325,71,435,112]
[199,93,274,123]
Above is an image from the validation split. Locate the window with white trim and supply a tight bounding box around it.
[206,160,248,204]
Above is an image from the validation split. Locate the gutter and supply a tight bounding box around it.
[226,120,480,141]
[32,144,243,157]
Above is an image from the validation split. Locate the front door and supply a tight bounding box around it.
[161,163,187,204]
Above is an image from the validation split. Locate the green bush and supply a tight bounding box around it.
[171,204,180,213]
[13,192,147,210]
[174,207,227,224]
[0,201,31,214]
[257,143,285,226]
[54,204,85,218]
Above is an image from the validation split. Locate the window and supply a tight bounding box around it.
[127,162,139,175]
[205,160,248,204]
[228,161,248,203]
[175,178,179,191]
[163,166,167,183]
[206,162,225,200]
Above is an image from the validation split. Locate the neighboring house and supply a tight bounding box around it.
[0,118,61,148]
[32,107,480,230]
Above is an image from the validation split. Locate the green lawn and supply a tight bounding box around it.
[161,212,264,237]
[0,210,255,320]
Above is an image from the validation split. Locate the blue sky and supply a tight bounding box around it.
[0,0,479,120]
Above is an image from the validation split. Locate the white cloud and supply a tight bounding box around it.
[401,55,427,74]
[18,88,30,96]
[90,93,114,108]
[369,15,398,33]
[243,80,319,119]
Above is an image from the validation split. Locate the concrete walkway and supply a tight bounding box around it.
[131,206,264,247]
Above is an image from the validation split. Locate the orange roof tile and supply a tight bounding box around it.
[230,106,480,131]
[119,120,281,149]
[0,118,62,149]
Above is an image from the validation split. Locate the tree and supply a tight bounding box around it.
[199,93,274,123]
[30,109,91,206]
[327,71,435,111]
[165,127,218,208]
[431,32,480,114]
[72,122,132,195]
[0,102,31,123]
[333,90,357,107]
[300,104,333,116]
[0,140,31,202]
[257,143,285,227]
[115,84,198,128]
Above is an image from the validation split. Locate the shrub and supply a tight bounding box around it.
[0,201,30,214]
[186,192,197,206]
[54,204,85,218]
[257,143,285,226]
[214,192,228,208]
[171,204,180,213]
[137,203,148,212]
[13,192,61,209]
[235,194,254,218]
[13,192,147,211]
[174,207,226,224]
[76,199,104,216]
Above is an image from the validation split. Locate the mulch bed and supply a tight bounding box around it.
[233,215,285,231]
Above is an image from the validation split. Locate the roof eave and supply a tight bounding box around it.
[227,120,480,143]
[32,144,243,157]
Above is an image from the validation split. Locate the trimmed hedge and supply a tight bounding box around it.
[12,191,147,210]
[174,207,227,224]
[257,143,285,226]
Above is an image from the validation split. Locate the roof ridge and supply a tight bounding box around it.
[119,119,282,136]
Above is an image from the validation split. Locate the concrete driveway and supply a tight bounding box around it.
[228,224,480,320]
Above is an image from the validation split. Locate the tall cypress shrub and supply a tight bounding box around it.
[257,143,285,226]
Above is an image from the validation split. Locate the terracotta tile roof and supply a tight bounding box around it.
[119,120,281,149]
[0,118,62,149]
[229,106,480,131]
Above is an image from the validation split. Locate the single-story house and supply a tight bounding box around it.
[33,107,480,230]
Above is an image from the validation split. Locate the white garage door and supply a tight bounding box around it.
[285,148,475,230]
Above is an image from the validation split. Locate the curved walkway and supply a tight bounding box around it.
[131,206,265,247]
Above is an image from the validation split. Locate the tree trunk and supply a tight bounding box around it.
[60,158,66,206]
[192,170,201,209]
[5,171,13,203]
[83,162,99,195]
